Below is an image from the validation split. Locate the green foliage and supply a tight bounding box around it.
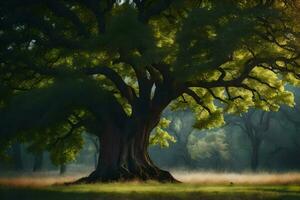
[150,118,176,148]
[105,6,156,57]
[188,129,229,161]
[171,89,225,130]
[0,78,124,164]
[49,131,84,166]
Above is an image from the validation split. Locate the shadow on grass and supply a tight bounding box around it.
[0,187,299,200]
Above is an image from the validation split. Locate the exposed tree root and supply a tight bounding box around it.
[68,167,179,185]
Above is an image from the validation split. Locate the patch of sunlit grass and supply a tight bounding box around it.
[172,171,300,185]
[1,172,300,200]
[0,171,83,187]
[1,171,300,187]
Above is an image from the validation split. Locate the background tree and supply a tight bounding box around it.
[156,110,229,170]
[229,110,272,171]
[32,152,44,172]
[11,143,23,171]
[0,0,300,182]
[150,110,230,170]
[280,90,300,142]
[166,110,195,168]
[275,89,300,163]
[60,164,67,175]
[85,134,100,170]
[188,129,229,170]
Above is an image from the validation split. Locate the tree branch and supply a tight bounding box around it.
[80,67,137,104]
[184,89,212,114]
[247,75,278,90]
[79,0,115,33]
[45,0,89,37]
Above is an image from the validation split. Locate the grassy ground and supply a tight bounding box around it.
[0,173,300,200]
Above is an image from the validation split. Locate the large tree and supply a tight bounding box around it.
[0,0,300,182]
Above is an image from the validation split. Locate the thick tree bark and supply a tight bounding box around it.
[75,118,178,183]
[33,152,44,172]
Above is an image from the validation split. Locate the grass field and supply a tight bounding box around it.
[1,172,300,200]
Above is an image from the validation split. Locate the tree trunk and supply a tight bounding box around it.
[180,144,195,169]
[33,152,43,172]
[60,164,66,175]
[12,143,23,171]
[75,119,178,183]
[251,141,260,171]
[93,138,100,170]
[94,151,98,170]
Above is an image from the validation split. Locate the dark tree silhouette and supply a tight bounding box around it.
[33,152,44,172]
[11,143,23,171]
[230,110,272,171]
